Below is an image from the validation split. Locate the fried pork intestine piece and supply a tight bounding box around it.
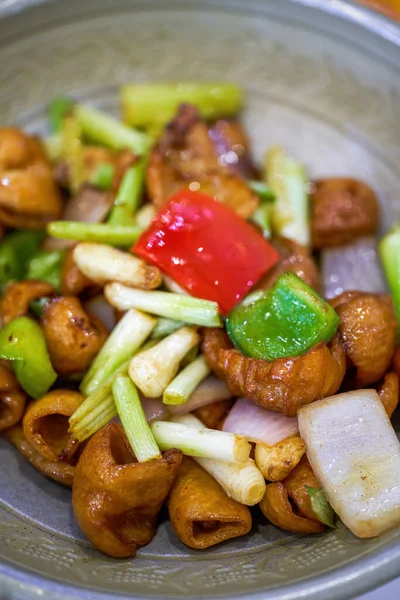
[376,372,399,418]
[1,280,56,325]
[193,399,234,430]
[0,364,27,431]
[330,291,397,386]
[41,296,108,376]
[0,127,62,229]
[201,327,234,380]
[72,423,182,558]
[3,425,76,487]
[259,456,325,534]
[255,237,320,293]
[146,104,258,219]
[217,335,345,418]
[22,389,84,461]
[310,178,379,250]
[168,456,251,549]
[60,248,93,296]
[208,119,258,179]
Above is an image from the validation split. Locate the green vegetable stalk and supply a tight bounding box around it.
[163,355,210,405]
[107,161,146,226]
[47,221,143,246]
[380,227,400,324]
[306,486,337,528]
[226,271,339,361]
[49,96,74,133]
[120,82,243,130]
[76,105,152,156]
[88,163,115,190]
[0,317,57,398]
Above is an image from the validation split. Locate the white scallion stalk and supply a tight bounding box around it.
[175,413,265,504]
[299,390,400,538]
[113,375,161,462]
[105,283,223,327]
[135,204,157,230]
[380,227,400,323]
[163,275,189,295]
[151,419,250,462]
[69,391,117,442]
[129,326,200,397]
[168,376,232,416]
[73,243,162,289]
[267,146,310,247]
[81,309,157,396]
[163,355,210,405]
[76,104,152,155]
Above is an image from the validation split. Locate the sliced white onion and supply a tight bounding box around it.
[84,295,116,331]
[167,376,232,416]
[322,237,386,300]
[299,389,400,538]
[222,397,299,445]
[141,397,170,423]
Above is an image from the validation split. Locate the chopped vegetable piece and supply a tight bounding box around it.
[108,161,145,226]
[133,190,279,314]
[70,389,117,442]
[175,413,265,505]
[113,375,161,462]
[222,398,299,445]
[47,221,143,246]
[306,486,337,528]
[299,390,400,538]
[168,376,232,416]
[163,355,210,405]
[380,226,400,322]
[251,204,271,239]
[0,230,45,285]
[248,180,275,203]
[267,146,310,247]
[120,82,243,130]
[61,112,84,193]
[135,204,156,230]
[141,397,170,423]
[26,250,65,291]
[49,96,74,133]
[152,419,250,462]
[73,243,162,289]
[81,308,156,396]
[88,163,115,190]
[323,237,386,300]
[129,326,199,397]
[150,318,185,339]
[105,284,223,328]
[29,296,52,319]
[226,271,339,360]
[76,105,151,155]
[163,275,188,296]
[0,317,57,398]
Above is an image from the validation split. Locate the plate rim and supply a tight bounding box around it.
[0,0,400,599]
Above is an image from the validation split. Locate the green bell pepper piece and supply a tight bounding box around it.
[226,271,339,361]
[49,96,75,133]
[0,230,45,286]
[0,317,57,398]
[26,249,65,291]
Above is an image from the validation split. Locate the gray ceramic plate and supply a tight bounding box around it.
[0,0,400,599]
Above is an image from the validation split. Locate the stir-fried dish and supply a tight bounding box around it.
[1,82,400,558]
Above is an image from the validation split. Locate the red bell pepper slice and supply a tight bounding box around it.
[133,190,279,314]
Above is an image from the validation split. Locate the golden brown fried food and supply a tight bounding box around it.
[41,297,108,376]
[1,280,56,325]
[194,399,234,430]
[146,104,258,218]
[393,346,400,379]
[218,335,346,417]
[311,178,379,249]
[168,457,251,549]
[60,248,93,296]
[3,425,76,486]
[0,128,62,229]
[208,120,257,179]
[377,372,399,418]
[73,423,182,558]
[23,389,83,461]
[0,364,27,431]
[201,327,233,379]
[255,436,306,482]
[259,456,324,534]
[330,291,397,386]
[255,237,320,292]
